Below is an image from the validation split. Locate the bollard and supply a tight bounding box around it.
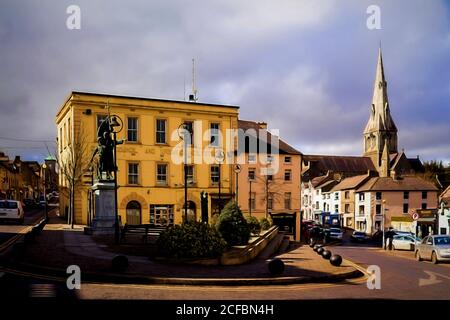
[330,254,342,266]
[268,258,285,276]
[313,244,322,252]
[112,255,129,273]
[317,247,324,255]
[322,250,332,260]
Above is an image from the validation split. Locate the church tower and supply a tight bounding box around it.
[363,47,398,177]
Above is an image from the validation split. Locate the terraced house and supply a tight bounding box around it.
[56,92,239,226]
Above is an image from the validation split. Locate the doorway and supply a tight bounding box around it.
[126,201,141,225]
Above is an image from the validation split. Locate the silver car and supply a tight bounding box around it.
[415,235,450,264]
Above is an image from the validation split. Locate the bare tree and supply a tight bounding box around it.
[57,125,91,228]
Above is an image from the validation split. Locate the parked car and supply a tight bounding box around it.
[415,235,450,264]
[22,198,37,210]
[351,231,369,243]
[392,234,421,251]
[38,195,47,208]
[329,228,344,240]
[0,200,25,224]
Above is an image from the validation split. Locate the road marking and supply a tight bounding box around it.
[30,283,56,298]
[419,270,450,287]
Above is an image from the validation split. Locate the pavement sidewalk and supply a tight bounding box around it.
[3,211,363,285]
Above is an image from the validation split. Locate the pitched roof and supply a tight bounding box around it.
[331,174,371,191]
[317,179,339,192]
[238,119,302,155]
[303,154,375,173]
[408,158,425,173]
[440,185,450,206]
[357,176,439,192]
[311,174,331,188]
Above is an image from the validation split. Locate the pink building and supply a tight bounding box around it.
[235,120,302,240]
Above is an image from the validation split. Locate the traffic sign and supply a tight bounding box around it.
[412,212,419,221]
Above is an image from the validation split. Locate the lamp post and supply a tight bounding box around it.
[248,178,253,216]
[178,123,189,222]
[234,164,241,204]
[42,163,48,221]
[215,149,225,213]
[109,115,123,244]
[382,200,386,249]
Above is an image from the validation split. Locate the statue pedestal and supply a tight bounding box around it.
[89,180,117,235]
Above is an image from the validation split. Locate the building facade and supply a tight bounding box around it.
[0,152,41,201]
[355,176,438,234]
[56,92,239,226]
[236,120,302,240]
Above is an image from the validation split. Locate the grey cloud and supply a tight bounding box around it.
[0,0,449,163]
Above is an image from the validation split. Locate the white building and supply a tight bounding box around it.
[438,186,450,235]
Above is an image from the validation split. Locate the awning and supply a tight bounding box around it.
[417,218,435,223]
[391,216,413,222]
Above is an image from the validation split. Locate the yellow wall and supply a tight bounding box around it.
[56,92,239,226]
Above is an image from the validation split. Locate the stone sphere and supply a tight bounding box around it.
[322,250,332,260]
[112,255,129,273]
[317,247,324,255]
[268,258,285,276]
[309,238,316,247]
[330,254,343,266]
[313,244,322,252]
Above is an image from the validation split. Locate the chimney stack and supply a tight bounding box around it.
[257,121,267,129]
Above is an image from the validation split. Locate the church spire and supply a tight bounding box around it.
[363,46,398,173]
[364,47,397,134]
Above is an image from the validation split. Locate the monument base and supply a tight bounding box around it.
[90,180,117,236]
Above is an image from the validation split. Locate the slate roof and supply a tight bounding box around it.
[238,120,302,155]
[357,176,439,192]
[303,155,375,173]
[331,174,371,191]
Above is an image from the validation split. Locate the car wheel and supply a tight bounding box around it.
[431,251,439,264]
[415,250,422,261]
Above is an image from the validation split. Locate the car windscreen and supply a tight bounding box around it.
[0,201,18,209]
[434,236,450,246]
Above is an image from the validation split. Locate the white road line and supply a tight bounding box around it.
[30,284,56,298]
[419,270,450,287]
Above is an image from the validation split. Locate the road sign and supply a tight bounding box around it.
[412,212,419,221]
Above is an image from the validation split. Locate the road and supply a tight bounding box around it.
[0,207,46,247]
[1,240,448,300]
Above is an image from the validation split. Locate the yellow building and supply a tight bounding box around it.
[56,92,239,226]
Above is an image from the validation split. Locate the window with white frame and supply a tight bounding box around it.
[128,163,139,185]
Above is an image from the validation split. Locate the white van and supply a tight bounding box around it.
[0,200,25,224]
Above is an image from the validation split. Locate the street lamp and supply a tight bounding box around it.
[42,163,48,221]
[234,164,241,204]
[248,177,253,216]
[109,115,123,244]
[178,123,189,222]
[215,149,225,213]
[382,199,386,249]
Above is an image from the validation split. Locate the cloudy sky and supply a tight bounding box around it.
[0,0,449,163]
